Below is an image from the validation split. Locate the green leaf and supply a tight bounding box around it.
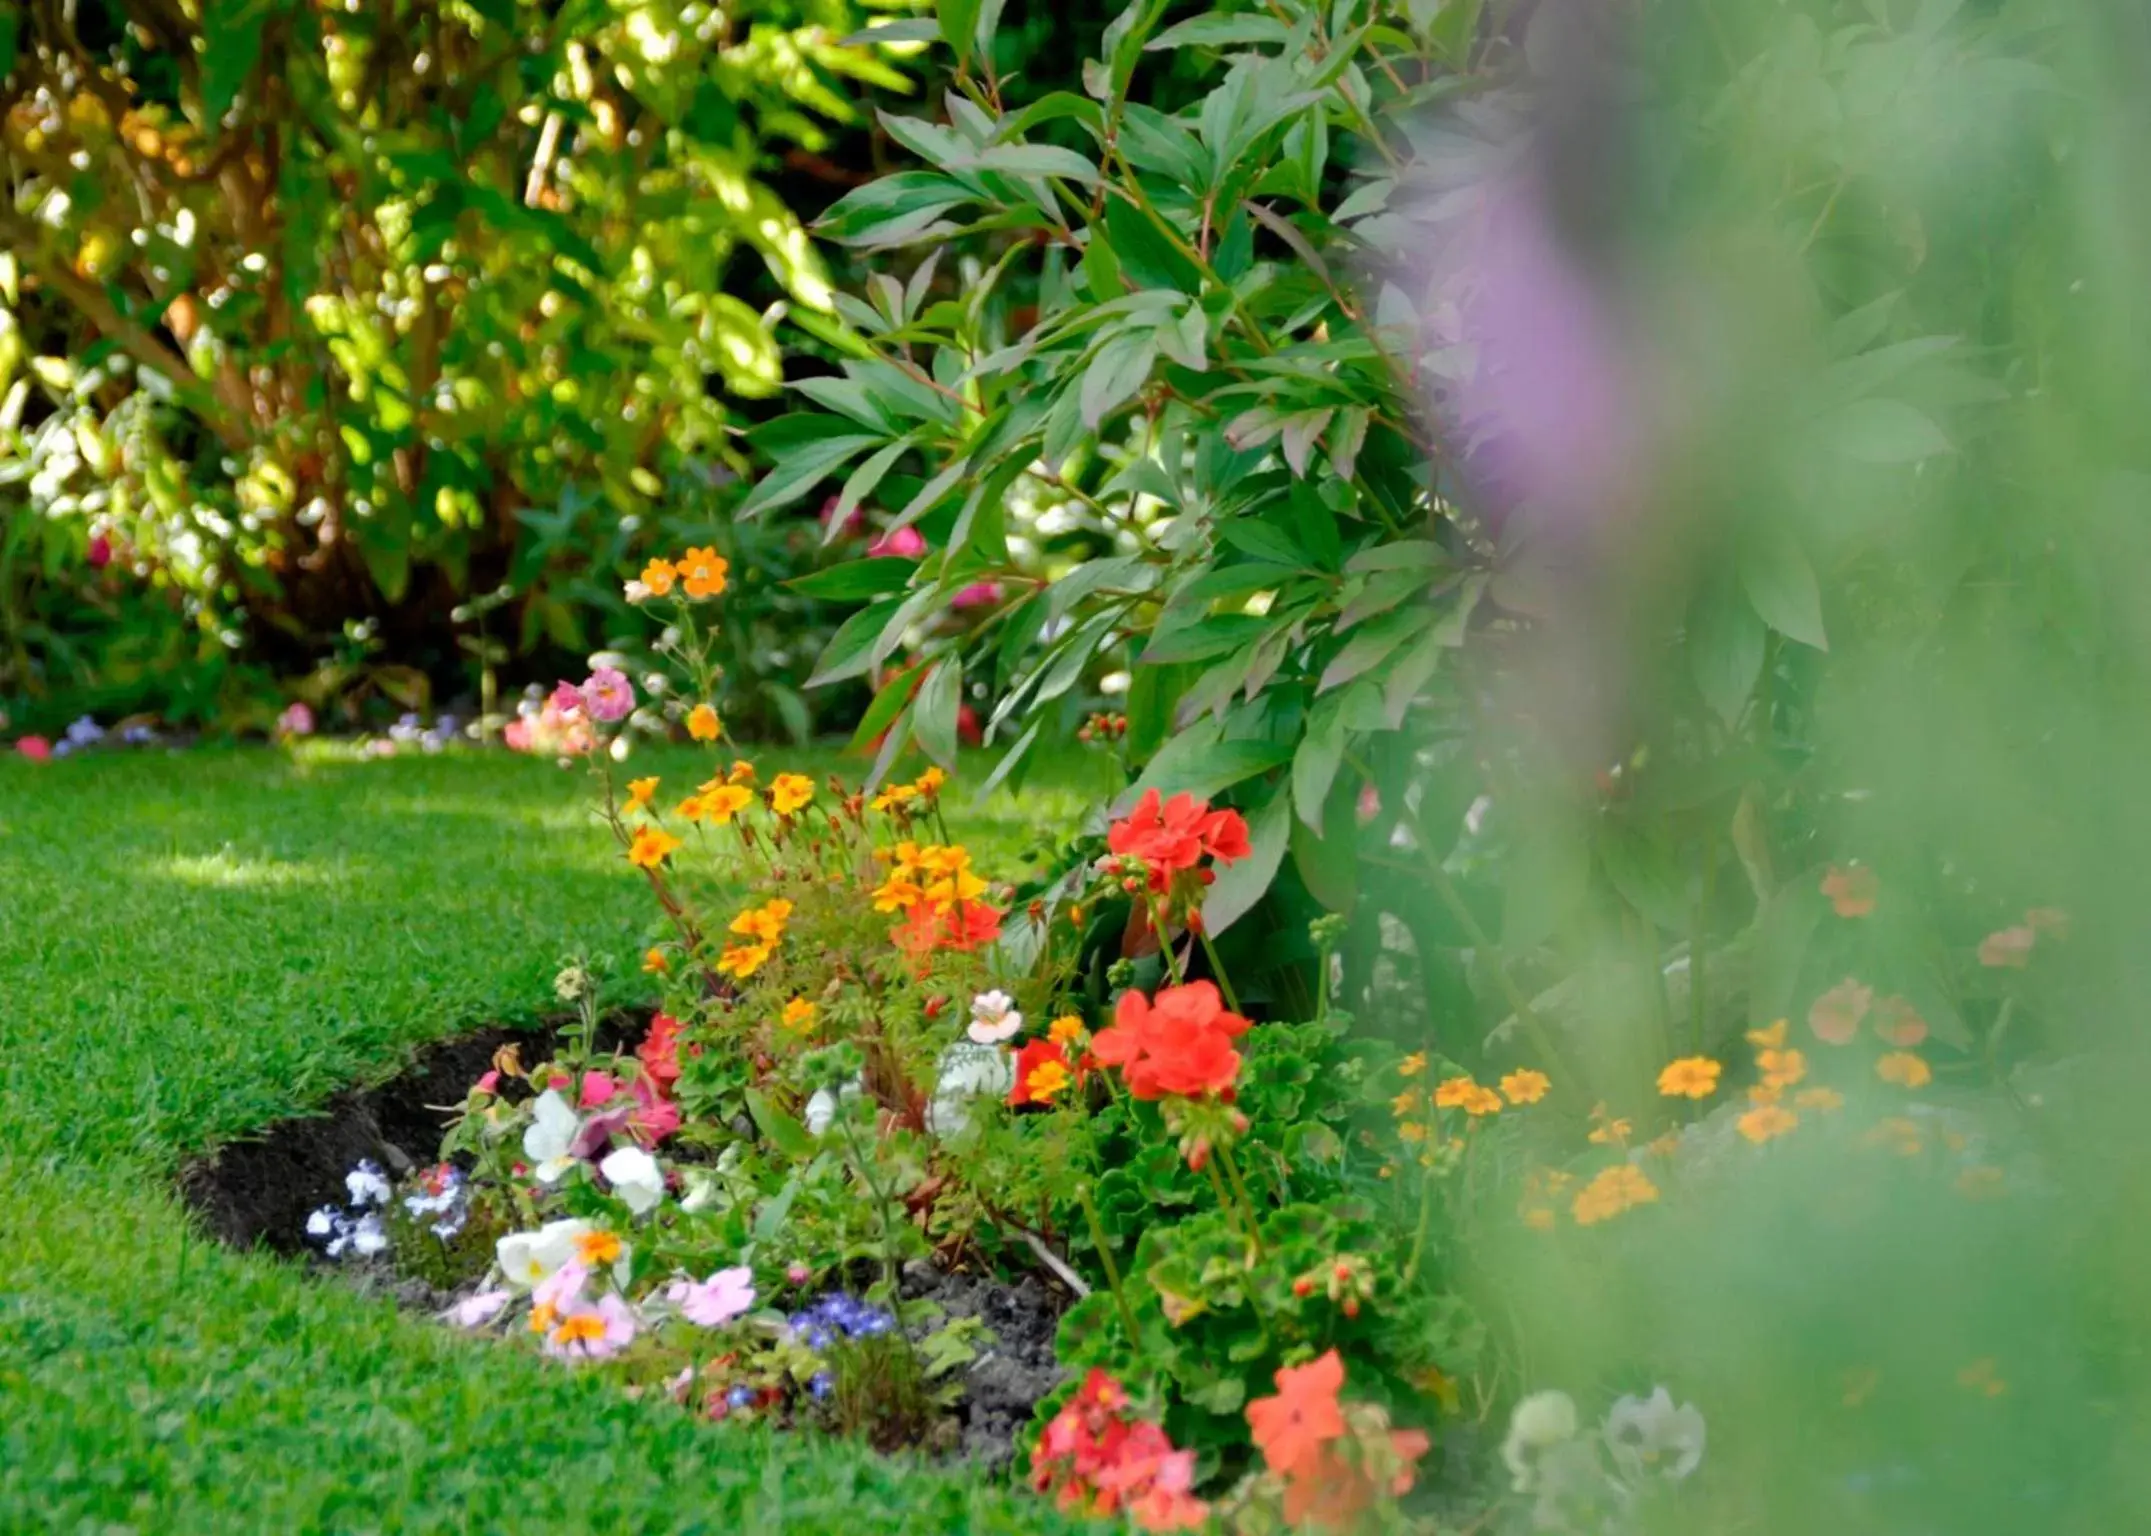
[1597,820,1689,934]
[1080,329,1159,428]
[786,557,917,602]
[974,719,1042,803]
[1815,398,1952,463]
[1103,196,1205,294]
[746,1090,818,1162]
[1689,568,1767,724]
[1737,525,1828,650]
[1292,698,1346,831]
[1319,606,1431,692]
[808,597,905,687]
[739,433,883,520]
[936,0,982,67]
[848,666,920,752]
[1748,885,1823,1027]
[1202,790,1292,936]
[1148,14,1292,49]
[826,438,914,545]
[200,0,271,127]
[963,144,1104,185]
[1126,720,1291,804]
[913,660,962,767]
[817,173,975,245]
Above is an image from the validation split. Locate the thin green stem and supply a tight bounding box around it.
[1217,1140,1265,1259]
[1077,1181,1142,1346]
[1195,923,1242,1015]
[1418,838,1570,1081]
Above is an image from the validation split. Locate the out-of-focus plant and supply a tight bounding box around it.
[0,0,920,727]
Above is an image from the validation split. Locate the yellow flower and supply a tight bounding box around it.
[1500,1069,1551,1105]
[687,704,722,742]
[770,773,814,815]
[680,546,728,599]
[642,947,669,975]
[1747,1019,1788,1050]
[1656,1056,1722,1100]
[1396,1121,1428,1144]
[925,865,988,911]
[1432,1075,1479,1109]
[871,875,926,914]
[1793,1086,1844,1113]
[1024,1059,1072,1104]
[628,825,682,869]
[728,760,757,785]
[698,783,754,823]
[871,783,919,813]
[1049,1015,1087,1046]
[1460,1085,1504,1117]
[1875,1051,1932,1088]
[1643,1132,1682,1158]
[639,558,677,598]
[1758,1047,1807,1091]
[1587,1103,1633,1147]
[1571,1164,1660,1226]
[575,1229,623,1266]
[1391,1088,1422,1117]
[1737,1103,1799,1144]
[914,766,948,794]
[1398,1052,1428,1078]
[624,776,659,814]
[781,998,818,1031]
[730,901,790,946]
[916,844,971,877]
[717,942,772,979]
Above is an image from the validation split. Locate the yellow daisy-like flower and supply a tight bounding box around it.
[675,793,708,822]
[1757,1047,1807,1091]
[871,875,926,914]
[680,546,728,599]
[924,865,988,911]
[1398,1052,1428,1078]
[1747,1019,1788,1050]
[731,902,789,946]
[638,558,677,598]
[781,998,818,1031]
[1049,1015,1086,1046]
[914,766,948,794]
[1391,1088,1422,1117]
[1794,1086,1845,1113]
[1025,1059,1072,1103]
[624,776,659,814]
[1737,1103,1800,1144]
[642,947,669,975]
[1875,1051,1932,1088]
[1571,1164,1660,1226]
[575,1229,623,1266]
[1500,1068,1551,1105]
[1656,1056,1722,1100]
[717,942,772,979]
[627,825,681,869]
[697,783,754,823]
[727,760,757,785]
[1460,1084,1504,1117]
[870,783,919,813]
[687,704,722,742]
[770,772,814,815]
[1587,1103,1633,1147]
[1396,1121,1428,1144]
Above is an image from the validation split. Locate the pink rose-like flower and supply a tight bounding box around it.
[669,1266,756,1327]
[950,581,1002,610]
[277,701,316,737]
[549,681,587,718]
[15,736,52,762]
[472,1070,501,1097]
[544,1293,637,1360]
[534,1260,590,1315]
[578,1071,620,1109]
[631,1074,680,1145]
[451,1289,512,1328]
[580,667,636,723]
[501,717,533,752]
[868,526,927,559]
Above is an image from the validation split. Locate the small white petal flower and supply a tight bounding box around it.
[345,1162,391,1207]
[598,1145,666,1216]
[496,1217,591,1290]
[967,989,1022,1045]
[450,1289,511,1328]
[1503,1389,1580,1491]
[1604,1386,1706,1481]
[306,1207,338,1238]
[522,1089,580,1182]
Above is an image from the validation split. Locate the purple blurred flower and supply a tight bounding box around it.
[581,667,635,723]
[669,1266,757,1327]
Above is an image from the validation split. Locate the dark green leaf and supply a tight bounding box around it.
[786,557,917,601]
[1203,790,1292,935]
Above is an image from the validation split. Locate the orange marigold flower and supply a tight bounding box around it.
[1432,1075,1480,1109]
[1049,1015,1087,1046]
[574,1229,623,1266]
[1737,1102,1799,1144]
[687,704,721,742]
[1757,1047,1807,1091]
[1500,1068,1551,1105]
[1587,1103,1633,1147]
[627,825,681,869]
[1396,1121,1428,1144]
[1821,863,1879,918]
[870,783,918,813]
[727,760,757,785]
[1460,1084,1504,1117]
[1875,1051,1932,1088]
[1656,1056,1722,1099]
[1391,1089,1421,1117]
[871,875,925,914]
[1872,995,1928,1048]
[624,776,659,814]
[679,546,728,599]
[642,947,669,975]
[697,783,753,823]
[717,942,772,979]
[1794,1086,1845,1113]
[1571,1163,1659,1225]
[1008,1039,1077,1109]
[638,558,677,597]
[1809,977,1873,1045]
[1397,1052,1428,1078]
[770,772,814,815]
[1245,1350,1347,1477]
[1747,1019,1788,1050]
[781,998,817,1031]
[914,766,948,794]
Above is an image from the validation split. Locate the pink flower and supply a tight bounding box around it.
[87,531,113,568]
[631,1074,680,1145]
[818,495,865,537]
[502,718,533,752]
[451,1289,511,1328]
[581,667,636,723]
[276,702,315,737]
[950,581,1002,610]
[472,1070,501,1097]
[534,1260,589,1314]
[868,526,927,559]
[15,736,52,762]
[544,1293,637,1360]
[579,1071,620,1109]
[548,681,586,718]
[1980,925,2036,969]
[668,1266,756,1327]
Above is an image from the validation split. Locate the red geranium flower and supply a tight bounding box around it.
[638,1012,684,1089]
[1246,1349,1347,1477]
[891,899,1005,958]
[1088,981,1249,1100]
[1108,789,1253,884]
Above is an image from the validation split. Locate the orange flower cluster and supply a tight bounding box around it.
[634,547,728,601]
[1433,1075,1504,1116]
[869,765,947,813]
[1031,1370,1209,1531]
[1008,1038,1082,1108]
[717,898,792,979]
[875,840,1007,958]
[1571,1162,1659,1225]
[1089,981,1249,1100]
[1246,1350,1429,1528]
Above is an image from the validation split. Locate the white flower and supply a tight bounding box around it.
[599,1145,666,1215]
[1503,1389,1580,1490]
[496,1217,591,1289]
[968,989,1022,1045]
[345,1161,391,1207]
[1603,1386,1706,1481]
[622,579,652,603]
[927,1041,1015,1136]
[679,1170,721,1213]
[522,1089,580,1182]
[804,1077,863,1136]
[305,1206,338,1238]
[330,1212,388,1259]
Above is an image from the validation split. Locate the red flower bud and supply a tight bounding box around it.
[1186,1137,1211,1172]
[1293,1276,1314,1298]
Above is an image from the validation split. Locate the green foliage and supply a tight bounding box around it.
[0,0,920,725]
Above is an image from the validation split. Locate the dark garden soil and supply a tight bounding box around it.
[177,1019,1069,1469]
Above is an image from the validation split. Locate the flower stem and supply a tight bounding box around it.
[1217,1139,1265,1259]
[1196,923,1243,1015]
[1077,1181,1143,1347]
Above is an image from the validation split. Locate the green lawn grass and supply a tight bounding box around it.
[0,743,1110,1533]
